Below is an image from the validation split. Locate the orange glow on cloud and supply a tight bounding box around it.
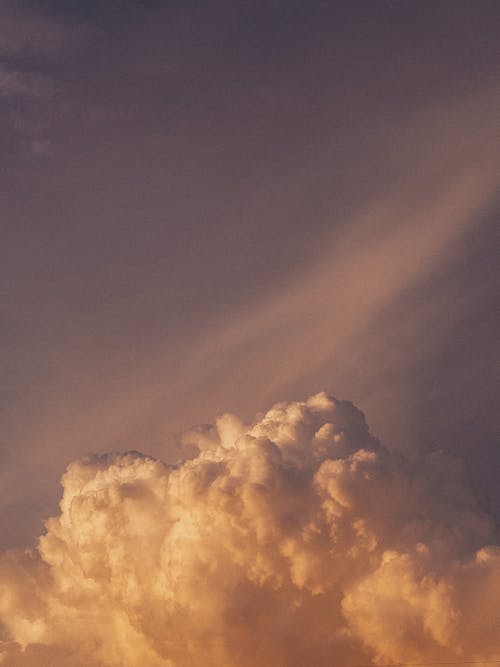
[1,4,499,665]
[1,393,499,666]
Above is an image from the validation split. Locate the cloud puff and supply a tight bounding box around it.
[0,393,498,666]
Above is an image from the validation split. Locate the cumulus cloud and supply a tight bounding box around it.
[0,393,499,666]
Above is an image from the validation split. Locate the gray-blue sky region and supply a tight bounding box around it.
[1,0,500,555]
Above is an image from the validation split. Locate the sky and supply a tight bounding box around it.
[1,1,500,665]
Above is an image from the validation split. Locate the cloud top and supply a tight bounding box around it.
[0,393,498,666]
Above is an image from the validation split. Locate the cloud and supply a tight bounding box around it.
[0,1,81,57]
[0,393,498,666]
[0,65,55,99]
[0,2,81,158]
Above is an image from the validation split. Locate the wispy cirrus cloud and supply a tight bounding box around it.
[0,64,55,98]
[0,2,85,158]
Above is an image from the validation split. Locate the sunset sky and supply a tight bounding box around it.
[1,2,500,665]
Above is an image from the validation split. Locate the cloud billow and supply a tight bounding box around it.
[0,393,498,666]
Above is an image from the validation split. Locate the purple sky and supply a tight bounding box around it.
[1,0,499,549]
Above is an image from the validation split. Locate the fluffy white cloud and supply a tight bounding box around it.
[0,393,498,665]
